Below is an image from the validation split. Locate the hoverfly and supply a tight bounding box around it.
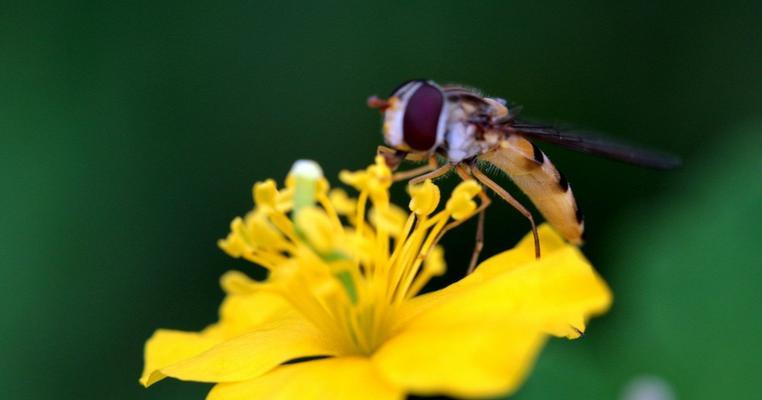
[368,79,680,272]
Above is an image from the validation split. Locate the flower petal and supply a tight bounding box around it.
[401,224,611,337]
[141,274,298,387]
[474,223,569,278]
[373,323,545,398]
[208,357,403,400]
[146,316,339,385]
[140,329,222,387]
[373,226,610,397]
[422,250,610,338]
[206,287,293,339]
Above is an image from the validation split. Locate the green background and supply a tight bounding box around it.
[1,1,760,399]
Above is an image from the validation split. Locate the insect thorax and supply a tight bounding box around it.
[442,100,503,163]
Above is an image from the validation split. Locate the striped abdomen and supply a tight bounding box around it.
[478,134,585,244]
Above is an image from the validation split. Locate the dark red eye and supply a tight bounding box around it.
[403,82,444,151]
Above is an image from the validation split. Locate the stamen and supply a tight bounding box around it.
[395,215,448,301]
[240,252,277,270]
[268,212,300,244]
[386,213,417,270]
[218,159,485,355]
[316,193,343,232]
[406,246,446,298]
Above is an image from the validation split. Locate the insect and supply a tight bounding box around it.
[368,79,680,272]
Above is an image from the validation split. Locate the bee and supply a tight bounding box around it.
[368,79,680,272]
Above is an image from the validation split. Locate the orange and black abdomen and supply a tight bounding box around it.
[478,134,585,244]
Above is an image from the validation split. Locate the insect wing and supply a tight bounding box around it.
[508,123,682,169]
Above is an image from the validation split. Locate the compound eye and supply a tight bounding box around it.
[402,82,444,151]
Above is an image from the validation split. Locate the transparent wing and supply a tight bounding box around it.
[506,122,682,169]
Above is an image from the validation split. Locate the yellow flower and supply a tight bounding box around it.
[141,156,612,399]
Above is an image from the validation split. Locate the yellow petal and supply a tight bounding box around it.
[403,225,612,338]
[210,289,294,339]
[475,223,568,278]
[374,226,609,397]
[208,357,403,400]
[141,271,300,387]
[144,316,338,385]
[140,329,222,387]
[373,323,544,398]
[408,179,440,216]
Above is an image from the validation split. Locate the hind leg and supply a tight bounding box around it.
[470,166,540,259]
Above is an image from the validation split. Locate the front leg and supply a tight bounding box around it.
[393,156,440,182]
[428,163,492,275]
[377,145,405,171]
[377,145,436,172]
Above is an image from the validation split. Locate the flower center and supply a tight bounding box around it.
[218,157,483,355]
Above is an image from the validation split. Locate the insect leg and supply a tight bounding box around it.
[467,208,486,274]
[393,156,439,182]
[453,165,492,273]
[470,166,541,259]
[377,145,406,170]
[408,164,452,186]
[425,164,492,274]
[377,145,433,171]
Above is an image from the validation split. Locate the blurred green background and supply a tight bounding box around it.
[1,1,760,399]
